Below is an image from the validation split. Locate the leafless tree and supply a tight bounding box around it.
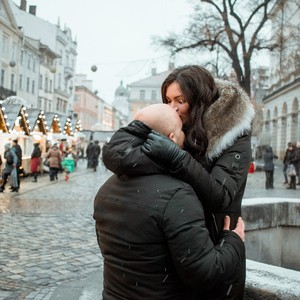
[154,0,299,97]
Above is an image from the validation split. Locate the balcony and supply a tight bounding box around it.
[64,66,74,80]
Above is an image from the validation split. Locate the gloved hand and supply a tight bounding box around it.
[142,130,186,169]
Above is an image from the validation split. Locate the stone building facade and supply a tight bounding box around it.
[262,0,300,159]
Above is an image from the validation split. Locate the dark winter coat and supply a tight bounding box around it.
[283,146,297,171]
[12,144,22,168]
[30,144,42,173]
[86,142,93,158]
[4,148,18,174]
[263,146,276,172]
[91,143,101,159]
[94,120,245,300]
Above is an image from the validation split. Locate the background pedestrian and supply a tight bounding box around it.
[12,139,22,190]
[295,141,300,185]
[30,143,42,182]
[283,142,297,189]
[90,141,101,171]
[46,143,62,181]
[263,145,277,189]
[0,143,18,192]
[86,141,93,168]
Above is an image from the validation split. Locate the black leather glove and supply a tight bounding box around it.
[142,130,186,169]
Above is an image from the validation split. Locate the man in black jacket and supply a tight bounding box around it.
[94,104,245,300]
[12,139,22,191]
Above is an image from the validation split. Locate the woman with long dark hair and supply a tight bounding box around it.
[103,65,255,299]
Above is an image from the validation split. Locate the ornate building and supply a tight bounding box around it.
[261,0,300,159]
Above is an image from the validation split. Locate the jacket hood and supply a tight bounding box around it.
[102,120,167,176]
[203,79,255,160]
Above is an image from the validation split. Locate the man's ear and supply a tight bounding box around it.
[168,132,175,143]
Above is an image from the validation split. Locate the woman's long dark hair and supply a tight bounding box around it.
[161,65,219,156]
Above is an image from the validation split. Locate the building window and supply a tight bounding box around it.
[56,98,60,111]
[12,42,17,61]
[44,99,47,112]
[59,50,63,65]
[140,90,145,100]
[19,75,23,90]
[38,97,42,109]
[0,69,4,86]
[27,54,31,69]
[151,90,157,101]
[39,74,43,89]
[10,74,15,91]
[20,50,24,65]
[32,80,35,94]
[45,77,48,92]
[49,80,52,92]
[58,73,61,89]
[33,58,36,72]
[26,77,30,92]
[1,35,8,57]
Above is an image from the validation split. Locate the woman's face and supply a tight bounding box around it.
[165,82,189,125]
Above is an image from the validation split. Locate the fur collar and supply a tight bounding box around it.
[203,79,255,160]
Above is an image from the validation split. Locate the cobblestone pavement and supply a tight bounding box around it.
[243,162,300,200]
[0,160,299,300]
[0,160,111,300]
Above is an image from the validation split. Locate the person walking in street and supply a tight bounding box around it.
[263,145,277,189]
[103,65,255,300]
[90,140,101,171]
[0,143,19,192]
[46,142,62,181]
[283,142,297,189]
[30,143,42,182]
[86,141,93,168]
[295,141,300,185]
[283,142,292,184]
[12,139,22,191]
[95,104,245,300]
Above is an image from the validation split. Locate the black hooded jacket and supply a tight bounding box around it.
[94,120,245,300]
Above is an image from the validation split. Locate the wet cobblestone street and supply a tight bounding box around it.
[0,160,111,300]
[0,159,299,299]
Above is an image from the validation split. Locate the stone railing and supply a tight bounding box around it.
[242,198,300,299]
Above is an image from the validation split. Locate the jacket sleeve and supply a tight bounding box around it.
[102,129,140,174]
[171,134,252,212]
[164,186,245,292]
[102,126,156,175]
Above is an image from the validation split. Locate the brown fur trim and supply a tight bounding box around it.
[203,79,255,160]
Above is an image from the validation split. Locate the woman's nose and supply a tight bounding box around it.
[168,102,179,111]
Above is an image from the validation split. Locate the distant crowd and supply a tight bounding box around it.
[0,139,102,191]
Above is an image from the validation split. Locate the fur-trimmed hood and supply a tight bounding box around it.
[203,79,255,160]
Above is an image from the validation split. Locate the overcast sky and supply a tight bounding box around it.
[12,0,195,103]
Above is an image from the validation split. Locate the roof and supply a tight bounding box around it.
[8,0,58,52]
[128,70,172,88]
